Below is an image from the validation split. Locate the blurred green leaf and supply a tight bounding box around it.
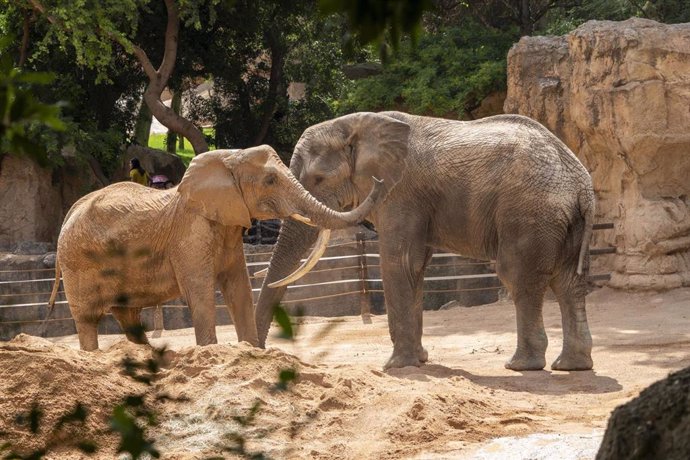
[110,404,160,459]
[273,304,294,340]
[275,368,298,391]
[55,402,88,429]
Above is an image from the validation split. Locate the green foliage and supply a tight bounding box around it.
[319,0,435,58]
[187,1,357,158]
[26,0,145,83]
[0,34,65,164]
[341,21,513,118]
[540,0,690,35]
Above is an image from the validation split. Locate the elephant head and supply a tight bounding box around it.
[178,145,385,233]
[255,113,411,346]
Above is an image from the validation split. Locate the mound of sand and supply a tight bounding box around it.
[2,288,690,459]
[1,335,540,459]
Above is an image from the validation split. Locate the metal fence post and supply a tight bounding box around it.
[357,231,372,323]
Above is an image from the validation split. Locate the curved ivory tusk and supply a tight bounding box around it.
[268,229,331,288]
[254,267,268,278]
[290,213,317,227]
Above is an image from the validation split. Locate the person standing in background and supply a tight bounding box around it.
[129,157,150,186]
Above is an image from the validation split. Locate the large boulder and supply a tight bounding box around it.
[505,19,690,290]
[596,365,690,460]
[113,145,186,185]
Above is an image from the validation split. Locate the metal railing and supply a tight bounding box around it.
[0,223,616,336]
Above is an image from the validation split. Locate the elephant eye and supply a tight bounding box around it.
[264,173,277,186]
[314,176,324,185]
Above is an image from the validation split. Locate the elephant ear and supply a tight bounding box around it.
[338,112,410,192]
[177,150,252,228]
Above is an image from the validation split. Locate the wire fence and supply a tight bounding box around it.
[0,224,615,335]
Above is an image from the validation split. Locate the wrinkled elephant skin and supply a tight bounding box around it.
[255,113,595,372]
[51,145,383,351]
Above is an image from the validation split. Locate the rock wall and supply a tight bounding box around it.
[0,154,107,249]
[505,18,690,290]
[0,146,185,250]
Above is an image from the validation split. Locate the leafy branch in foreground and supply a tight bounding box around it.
[0,34,65,164]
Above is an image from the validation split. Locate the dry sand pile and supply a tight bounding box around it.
[1,287,689,459]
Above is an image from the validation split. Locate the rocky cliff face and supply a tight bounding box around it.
[505,18,690,290]
[0,146,186,251]
[0,154,107,249]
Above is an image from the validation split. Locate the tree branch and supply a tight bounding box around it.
[27,0,57,24]
[28,0,207,154]
[254,31,286,145]
[130,44,158,80]
[18,10,31,68]
[157,0,179,82]
[533,0,559,24]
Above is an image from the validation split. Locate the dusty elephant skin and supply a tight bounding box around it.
[49,145,383,351]
[256,112,595,371]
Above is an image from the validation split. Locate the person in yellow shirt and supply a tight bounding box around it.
[129,158,150,186]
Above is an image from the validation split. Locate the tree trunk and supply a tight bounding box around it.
[519,0,532,36]
[26,0,207,153]
[253,32,286,145]
[133,99,152,146]
[131,0,208,155]
[19,10,31,68]
[166,89,182,153]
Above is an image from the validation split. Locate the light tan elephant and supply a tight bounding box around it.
[49,145,384,351]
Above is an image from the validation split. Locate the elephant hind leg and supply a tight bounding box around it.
[549,270,592,371]
[72,308,103,351]
[502,285,549,371]
[111,306,150,345]
[496,239,555,371]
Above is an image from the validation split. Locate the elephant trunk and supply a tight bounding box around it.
[286,175,383,229]
[255,219,319,347]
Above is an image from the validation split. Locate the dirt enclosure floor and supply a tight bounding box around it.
[1,287,689,459]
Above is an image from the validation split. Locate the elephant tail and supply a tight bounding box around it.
[48,257,61,309]
[576,189,595,276]
[40,257,62,337]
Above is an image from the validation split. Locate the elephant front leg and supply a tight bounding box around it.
[219,252,259,347]
[175,270,218,346]
[73,309,103,351]
[379,236,432,370]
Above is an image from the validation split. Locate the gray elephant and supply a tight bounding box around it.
[255,112,595,371]
[49,145,384,351]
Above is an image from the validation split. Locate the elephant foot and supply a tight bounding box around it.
[418,346,429,363]
[505,351,546,371]
[551,351,593,371]
[384,350,422,370]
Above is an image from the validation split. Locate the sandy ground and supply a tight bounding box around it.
[1,287,689,459]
